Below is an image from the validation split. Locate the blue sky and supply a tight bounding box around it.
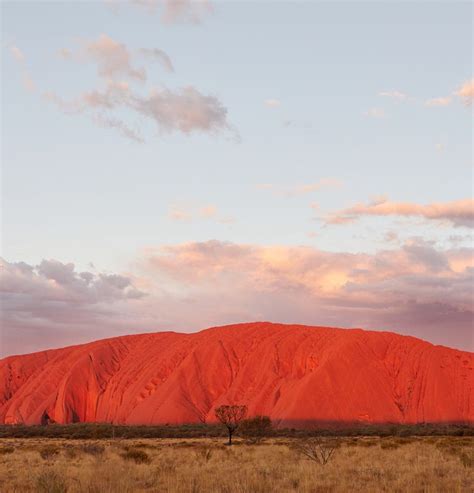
[1,1,473,355]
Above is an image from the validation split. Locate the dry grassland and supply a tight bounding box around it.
[0,436,472,492]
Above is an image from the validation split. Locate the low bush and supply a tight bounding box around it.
[64,446,78,459]
[239,416,273,443]
[459,452,473,468]
[35,470,68,493]
[81,443,105,456]
[358,439,378,447]
[39,444,60,460]
[121,448,151,464]
[380,441,400,450]
[293,437,339,465]
[196,446,213,462]
[0,422,472,439]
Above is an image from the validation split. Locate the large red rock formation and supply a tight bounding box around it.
[0,323,472,426]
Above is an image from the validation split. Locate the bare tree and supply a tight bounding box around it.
[294,437,339,465]
[214,405,247,445]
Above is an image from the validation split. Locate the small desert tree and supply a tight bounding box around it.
[214,405,247,445]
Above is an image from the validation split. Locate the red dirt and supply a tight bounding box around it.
[0,323,472,426]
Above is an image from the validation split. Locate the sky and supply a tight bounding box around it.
[1,0,473,356]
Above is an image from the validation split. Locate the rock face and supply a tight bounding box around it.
[0,323,472,426]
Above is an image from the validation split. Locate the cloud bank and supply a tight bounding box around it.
[2,240,472,355]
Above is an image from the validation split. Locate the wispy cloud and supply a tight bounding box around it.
[86,34,146,80]
[378,90,407,101]
[425,96,452,107]
[93,114,144,143]
[105,0,213,24]
[324,197,474,228]
[10,45,25,62]
[62,34,147,81]
[264,99,281,108]
[168,203,235,224]
[425,78,474,107]
[257,178,342,197]
[140,48,174,72]
[363,107,385,118]
[9,44,35,92]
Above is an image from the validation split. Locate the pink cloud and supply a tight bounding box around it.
[257,178,342,197]
[9,45,36,93]
[120,0,213,24]
[325,198,474,228]
[2,240,472,355]
[363,107,385,119]
[425,97,452,107]
[45,82,231,140]
[168,203,234,223]
[131,86,229,134]
[455,79,474,105]
[10,45,25,62]
[137,240,473,350]
[84,34,146,81]
[378,90,407,101]
[40,34,233,141]
[424,78,474,107]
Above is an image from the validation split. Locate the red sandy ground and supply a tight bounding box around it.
[0,323,472,427]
